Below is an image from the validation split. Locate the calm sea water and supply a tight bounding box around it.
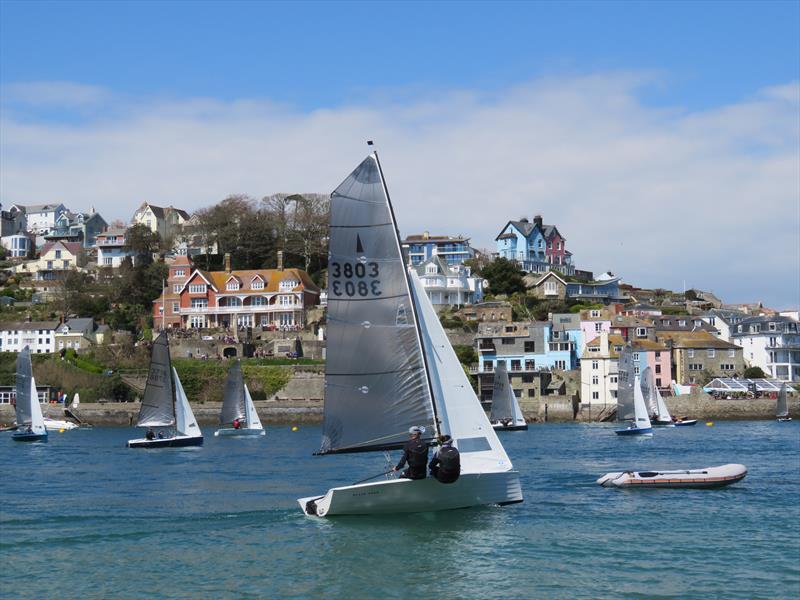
[1,421,798,599]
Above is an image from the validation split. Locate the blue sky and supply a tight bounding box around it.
[1,1,798,307]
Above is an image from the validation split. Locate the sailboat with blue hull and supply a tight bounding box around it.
[615,345,652,436]
[298,151,522,516]
[12,347,48,443]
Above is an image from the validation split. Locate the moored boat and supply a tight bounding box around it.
[597,464,747,489]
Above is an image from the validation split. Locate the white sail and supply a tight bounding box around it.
[616,345,635,422]
[410,271,513,473]
[776,383,789,418]
[632,376,653,430]
[244,384,263,430]
[489,362,515,422]
[319,154,437,454]
[174,368,201,438]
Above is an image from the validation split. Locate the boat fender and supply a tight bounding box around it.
[305,500,318,516]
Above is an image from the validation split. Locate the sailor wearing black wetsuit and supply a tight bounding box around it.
[392,426,428,480]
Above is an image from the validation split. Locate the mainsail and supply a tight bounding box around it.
[489,362,515,422]
[616,345,635,422]
[319,154,437,454]
[776,383,789,418]
[136,332,176,427]
[220,360,246,425]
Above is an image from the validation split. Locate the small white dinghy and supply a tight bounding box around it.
[597,464,747,489]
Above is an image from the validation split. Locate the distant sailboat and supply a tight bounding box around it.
[215,360,265,436]
[489,362,528,431]
[640,366,674,426]
[615,346,652,436]
[776,383,792,422]
[127,332,203,448]
[298,152,522,516]
[12,347,48,442]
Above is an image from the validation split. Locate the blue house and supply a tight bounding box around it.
[402,232,474,267]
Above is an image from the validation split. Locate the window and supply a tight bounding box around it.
[707,349,715,358]
[524,341,535,352]
[592,375,599,385]
[688,349,695,358]
[189,284,206,294]
[592,360,598,370]
[592,391,599,400]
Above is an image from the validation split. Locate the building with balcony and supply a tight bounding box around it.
[0,321,59,354]
[731,315,800,382]
[152,253,320,330]
[402,232,475,267]
[495,214,575,275]
[412,256,484,308]
[95,228,138,268]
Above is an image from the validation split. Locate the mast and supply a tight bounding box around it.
[372,149,441,440]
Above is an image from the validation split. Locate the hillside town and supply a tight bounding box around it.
[1,200,798,411]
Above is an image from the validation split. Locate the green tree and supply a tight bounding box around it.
[481,258,526,296]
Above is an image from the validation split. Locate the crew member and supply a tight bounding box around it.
[392,426,428,480]
[429,435,461,483]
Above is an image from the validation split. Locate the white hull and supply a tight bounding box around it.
[43,418,79,431]
[597,463,747,489]
[298,470,522,517]
[214,427,265,437]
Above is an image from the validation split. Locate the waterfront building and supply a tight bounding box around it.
[132,202,190,240]
[401,232,474,267]
[730,315,800,382]
[660,331,746,385]
[0,321,59,354]
[412,256,484,308]
[95,228,138,268]
[495,215,575,275]
[152,252,320,330]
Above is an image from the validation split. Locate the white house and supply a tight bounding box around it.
[0,321,59,354]
[411,256,485,309]
[96,228,137,268]
[731,315,800,382]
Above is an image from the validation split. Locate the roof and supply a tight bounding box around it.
[1,321,60,331]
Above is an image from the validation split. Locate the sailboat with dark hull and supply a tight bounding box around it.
[127,332,203,448]
[215,360,265,436]
[298,152,523,516]
[489,362,528,431]
[12,347,48,443]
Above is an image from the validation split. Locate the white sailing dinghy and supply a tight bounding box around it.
[127,332,203,448]
[298,152,523,516]
[489,362,528,431]
[597,464,747,489]
[214,360,265,436]
[615,346,652,436]
[12,347,48,442]
[640,366,674,427]
[776,383,792,422]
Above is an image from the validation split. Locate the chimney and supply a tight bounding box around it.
[277,250,284,271]
[534,215,543,229]
[224,252,231,273]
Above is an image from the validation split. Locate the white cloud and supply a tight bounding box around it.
[1,74,798,308]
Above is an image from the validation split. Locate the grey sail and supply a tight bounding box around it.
[136,332,176,427]
[489,362,515,422]
[220,360,246,425]
[14,347,34,426]
[776,383,789,418]
[616,345,635,421]
[320,154,437,454]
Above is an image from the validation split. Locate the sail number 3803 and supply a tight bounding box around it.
[330,261,381,297]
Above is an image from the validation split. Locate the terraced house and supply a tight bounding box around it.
[495,214,575,275]
[152,253,320,330]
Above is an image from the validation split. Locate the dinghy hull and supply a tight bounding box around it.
[214,427,265,437]
[12,431,48,442]
[127,435,203,448]
[597,464,747,489]
[298,470,523,517]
